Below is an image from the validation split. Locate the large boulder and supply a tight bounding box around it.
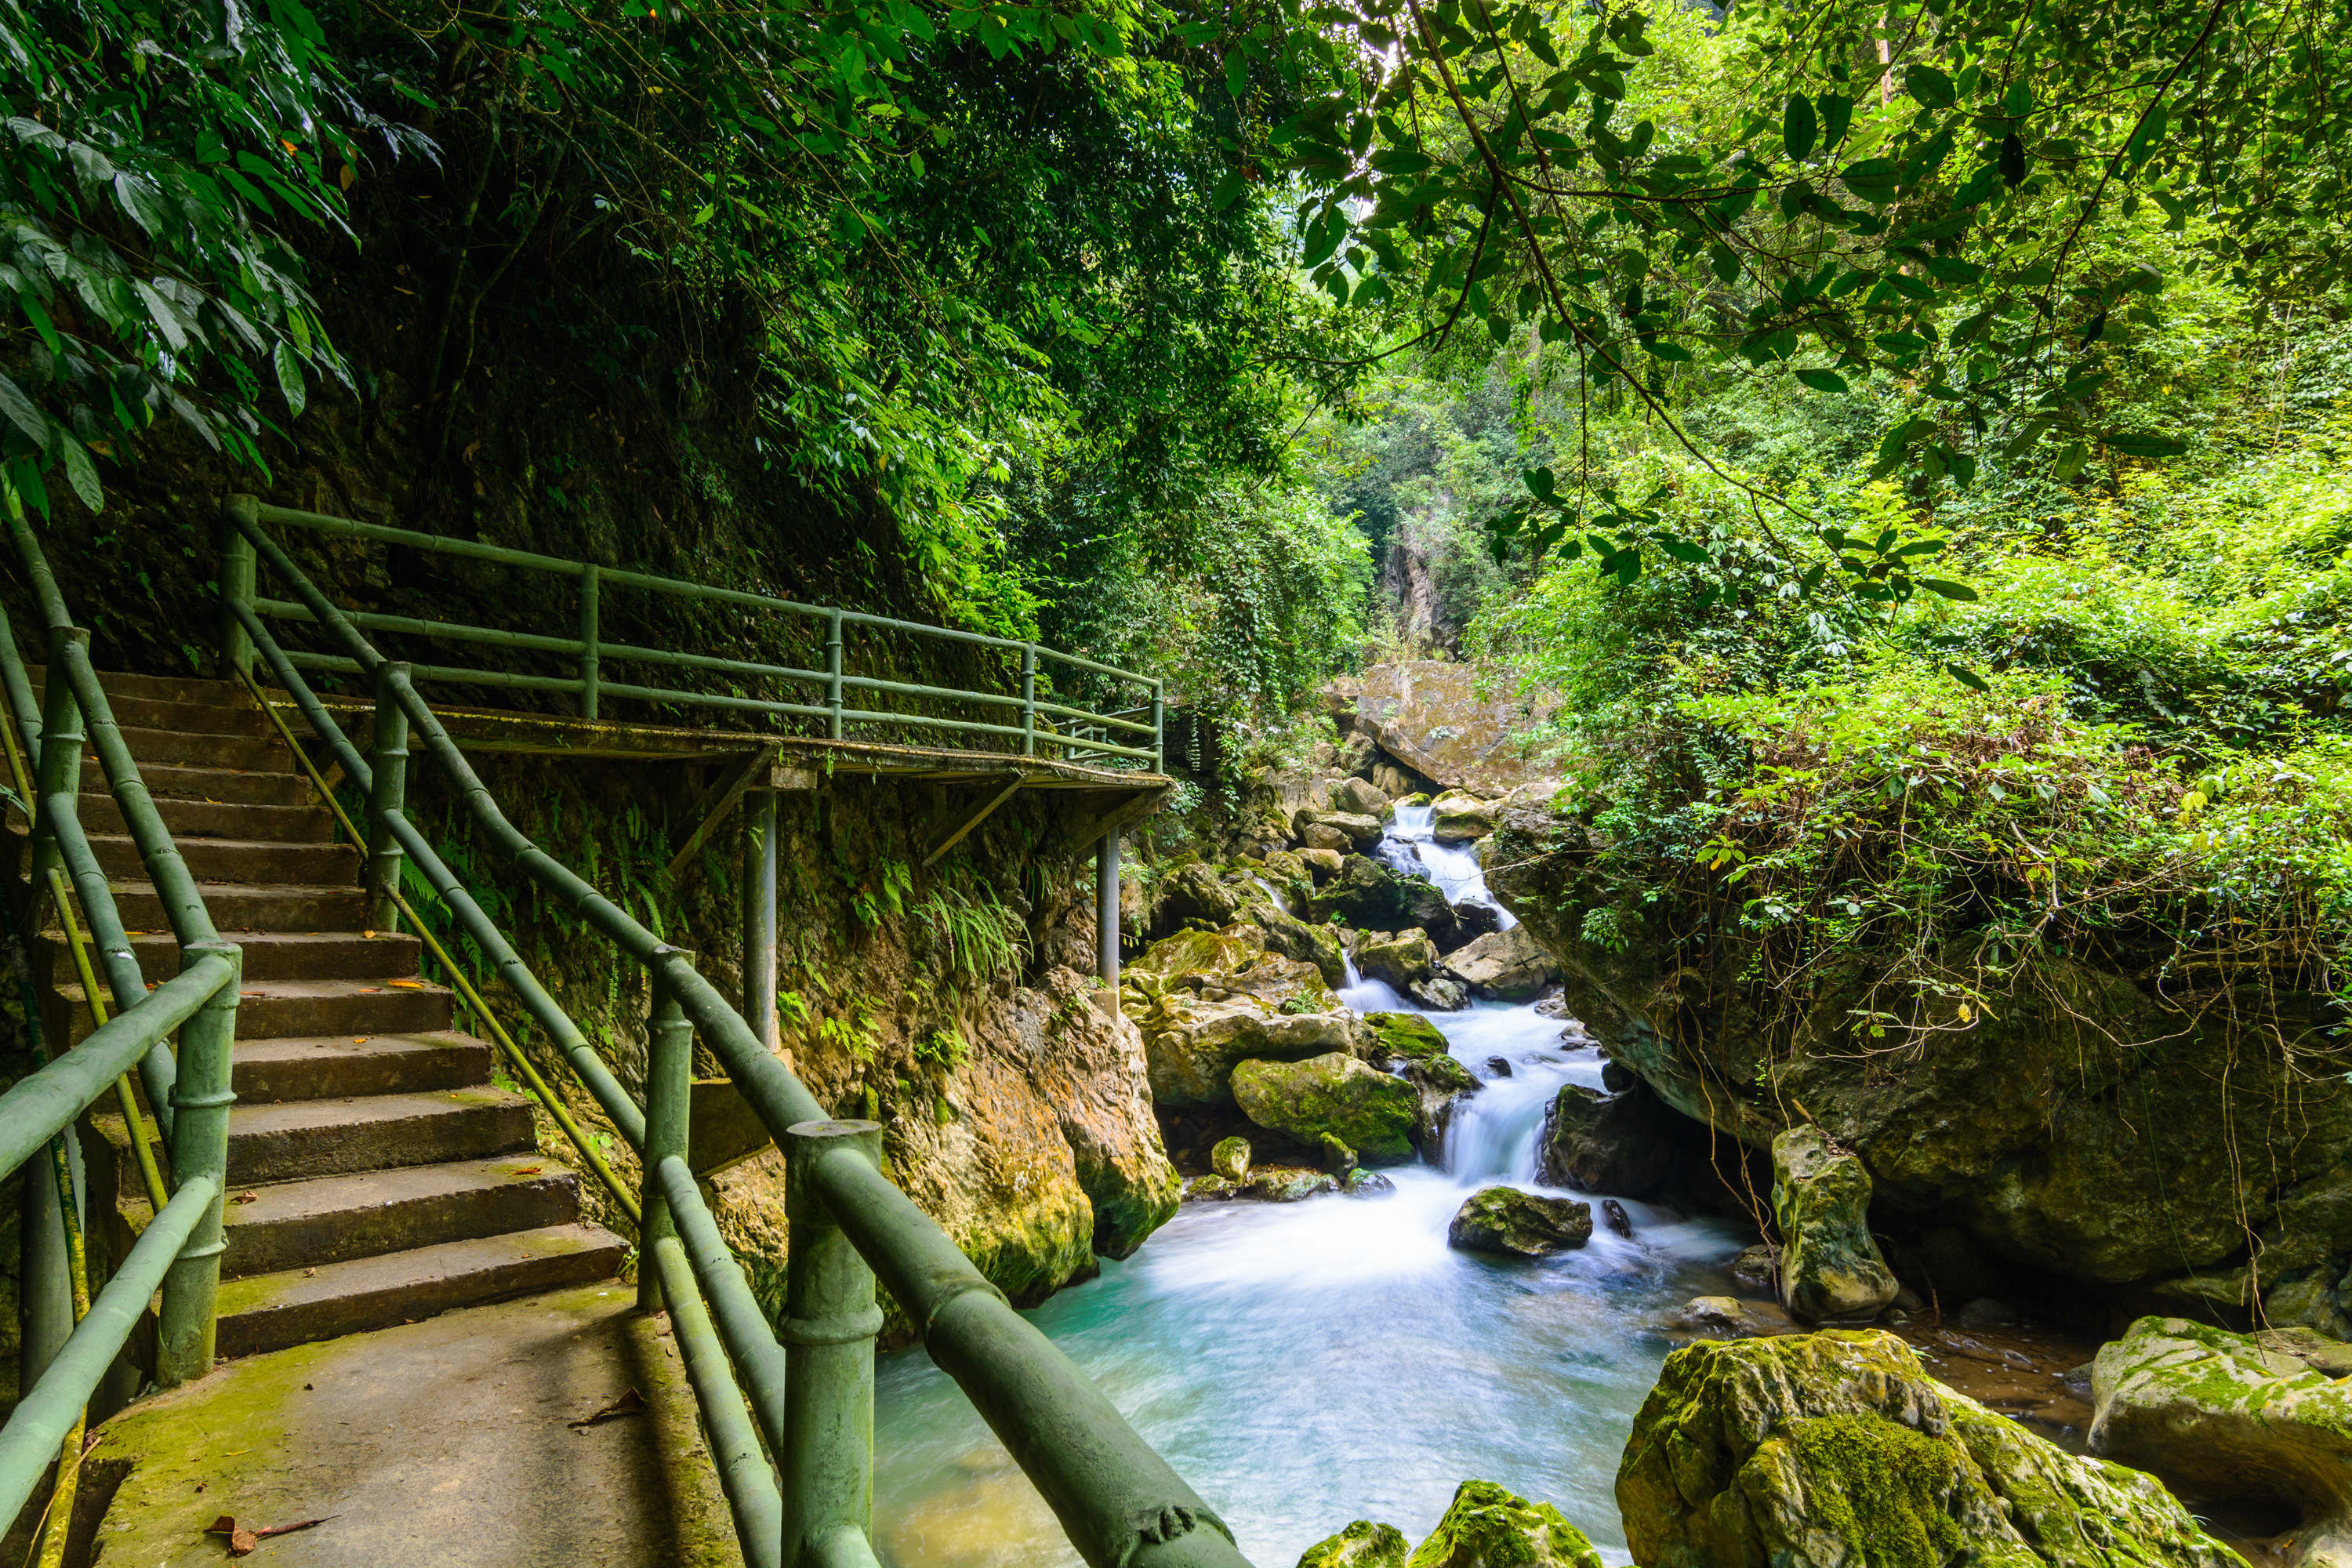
[1439,927,1555,1001]
[1618,1330,2247,1568]
[1124,927,1356,1106]
[2092,1316,2352,1564]
[1156,860,1250,929]
[1231,1052,1419,1166]
[1405,1480,1602,1567]
[1446,1187,1592,1256]
[1428,790,1497,844]
[1294,808,1385,848]
[1348,661,1563,794]
[1356,929,1438,989]
[1537,1083,1672,1197]
[1359,1011,1477,1152]
[1296,1521,1407,1568]
[1244,902,1349,988]
[1305,855,1461,946]
[1771,1127,1900,1323]
[1330,776,1391,818]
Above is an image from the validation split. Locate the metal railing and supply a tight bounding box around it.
[0,516,241,1554]
[230,513,1246,1566]
[223,498,1164,771]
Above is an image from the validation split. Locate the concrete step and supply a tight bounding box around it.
[111,726,287,771]
[216,1157,584,1279]
[221,1087,537,1185]
[49,929,424,985]
[105,880,366,931]
[27,664,249,711]
[68,788,334,842]
[234,1032,494,1102]
[212,1222,626,1359]
[61,975,455,1044]
[63,829,357,884]
[88,759,313,808]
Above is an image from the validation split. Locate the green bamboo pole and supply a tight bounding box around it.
[220,495,258,681]
[158,942,241,1387]
[781,1120,884,1568]
[364,661,408,933]
[638,964,691,1313]
[648,1235,780,1568]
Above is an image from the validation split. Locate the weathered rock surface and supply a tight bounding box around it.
[1156,860,1253,930]
[1294,808,1385,848]
[1662,1295,1802,1341]
[1243,902,1350,988]
[1428,790,1497,844]
[1359,1011,1452,1065]
[1343,661,1563,793]
[1446,1187,1592,1257]
[2092,1316,2352,1566]
[1300,848,1344,879]
[1409,978,1469,1011]
[1356,928,1438,989]
[1247,1166,1341,1202]
[1231,1052,1419,1166]
[1438,926,1556,1001]
[1771,1127,1900,1323]
[1296,1521,1408,1568]
[1619,1330,2247,1568]
[1305,856,1461,948]
[1210,1136,1251,1182]
[1406,1479,1602,1568]
[1329,776,1392,818]
[1537,1082,1673,1197]
[1125,927,1356,1106]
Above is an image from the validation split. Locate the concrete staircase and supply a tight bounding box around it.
[17,666,625,1363]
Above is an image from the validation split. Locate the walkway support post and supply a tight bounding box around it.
[158,941,242,1386]
[782,1120,884,1568]
[579,564,601,721]
[825,610,844,741]
[220,495,258,684]
[365,660,410,932]
[639,960,692,1312]
[743,794,778,1051]
[1096,833,1120,1007]
[1151,681,1164,775]
[1021,646,1036,757]
[20,629,86,1393]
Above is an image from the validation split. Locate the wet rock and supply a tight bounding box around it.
[1300,822,1353,854]
[1231,1051,1420,1165]
[1305,856,1461,948]
[1599,1059,1635,1093]
[1449,900,1501,941]
[1210,1136,1251,1182]
[1407,977,1470,1011]
[1438,927,1556,1001]
[2092,1316,2352,1557]
[1316,1132,1360,1180]
[1356,929,1438,989]
[1771,1127,1899,1323]
[1359,1011,1452,1066]
[1246,1166,1341,1202]
[1345,1169,1396,1198]
[1429,790,1498,844]
[1397,1054,1479,1160]
[1532,995,1571,1018]
[1728,1243,1780,1290]
[1663,1295,1802,1340]
[1294,1520,1408,1568]
[1484,1055,1514,1078]
[2254,1323,2352,1377]
[1156,861,1250,929]
[1243,902,1349,988]
[1447,1186,1593,1257]
[1298,848,1344,880]
[1601,1198,1633,1238]
[1956,1297,2022,1330]
[1537,1083,1673,1198]
[1185,1174,1239,1201]
[1406,1479,1603,1567]
[1125,927,1356,1107]
[1293,808,1385,848]
[1329,776,1391,818]
[1620,1330,2245,1568]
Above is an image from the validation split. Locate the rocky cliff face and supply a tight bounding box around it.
[1485,799,2352,1327]
[1327,661,1563,796]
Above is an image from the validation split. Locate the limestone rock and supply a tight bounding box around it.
[1297,1521,1408,1568]
[1357,929,1438,989]
[1446,1187,1592,1257]
[1428,790,1497,844]
[1450,900,1501,942]
[1439,927,1556,1001]
[1301,822,1353,853]
[1662,1295,1802,1341]
[1125,927,1356,1106]
[1408,977,1469,1011]
[1404,1479,1602,1568]
[1156,861,1250,930]
[1397,1054,1479,1160]
[1537,1082,1673,1197]
[1185,1174,1239,1201]
[1294,808,1385,848]
[2255,1324,2352,1377]
[1316,1131,1359,1179]
[1359,1011,1452,1065]
[1246,1166,1341,1202]
[1299,848,1344,879]
[2092,1316,2352,1563]
[1244,902,1349,988]
[1329,776,1391,818]
[1771,1127,1899,1323]
[1305,856,1461,948]
[1231,1052,1419,1166]
[1210,1136,1251,1182]
[1619,1330,2245,1568]
[1334,731,1377,777]
[1351,662,1563,794]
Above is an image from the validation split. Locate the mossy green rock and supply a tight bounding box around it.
[1446,1186,1592,1257]
[1405,1479,1602,1567]
[1306,855,1458,943]
[1210,1135,1252,1181]
[1357,928,1439,988]
[1126,926,1356,1106]
[1537,1083,1671,1197]
[1231,1051,1419,1164]
[1248,902,1351,986]
[1428,791,1498,845]
[1771,1126,1899,1323]
[1617,1330,2245,1568]
[2091,1316,2352,1555]
[1362,1011,1453,1064]
[1299,1520,1409,1567]
[1246,1165,1341,1202]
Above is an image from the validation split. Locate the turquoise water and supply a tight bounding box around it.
[870,808,1752,1566]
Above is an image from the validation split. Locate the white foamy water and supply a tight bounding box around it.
[873,806,1750,1566]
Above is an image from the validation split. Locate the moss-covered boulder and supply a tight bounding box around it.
[1125,926,1357,1106]
[1404,1479,1602,1567]
[1246,902,1350,987]
[1618,1330,2246,1568]
[1537,1082,1672,1197]
[1330,776,1392,818]
[1446,1187,1592,1257]
[1210,1136,1251,1181]
[1294,808,1385,847]
[1156,860,1252,929]
[1771,1126,1899,1323]
[1300,848,1344,879]
[1231,1051,1419,1165]
[1358,928,1439,988]
[2091,1316,2352,1559]
[1428,791,1498,844]
[1297,1521,1409,1568]
[1438,927,1555,1001]
[1246,1166,1341,1202]
[1306,856,1461,947]
[1361,1011,1453,1065]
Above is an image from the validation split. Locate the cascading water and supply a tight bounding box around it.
[871,805,1752,1567]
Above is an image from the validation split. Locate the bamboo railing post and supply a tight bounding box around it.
[782,1120,883,1568]
[639,960,692,1313]
[1022,647,1037,757]
[743,794,778,1051]
[1152,681,1165,774]
[158,942,241,1386]
[365,661,410,931]
[825,610,845,740]
[220,495,259,683]
[579,564,601,721]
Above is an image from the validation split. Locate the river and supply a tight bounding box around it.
[869,806,1754,1566]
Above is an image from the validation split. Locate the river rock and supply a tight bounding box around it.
[1244,902,1349,988]
[1125,927,1356,1106]
[1771,1127,1899,1323]
[1406,1479,1602,1567]
[2092,1316,2352,1561]
[1231,1052,1419,1165]
[1305,856,1461,948]
[1601,1198,1632,1238]
[1343,661,1564,794]
[1397,1054,1479,1161]
[1317,1131,1359,1180]
[1439,927,1556,1001]
[1449,900,1501,941]
[1359,1011,1451,1065]
[1484,1055,1512,1078]
[1247,1166,1341,1202]
[1345,1169,1396,1197]
[1295,1521,1407,1568]
[1537,1083,1673,1198]
[2255,1323,2352,1377]
[1619,1330,2245,1568]
[1429,790,1497,844]
[1300,822,1352,853]
[1446,1187,1593,1257]
[1409,978,1469,1011]
[1356,928,1438,988]
[1294,808,1385,848]
[1663,1295,1802,1340]
[1329,776,1390,818]
[1727,1243,1780,1290]
[1185,1174,1239,1201]
[1210,1136,1251,1181]
[1298,848,1344,880]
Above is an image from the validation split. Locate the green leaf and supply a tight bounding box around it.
[1209,169,1246,210]
[0,368,46,450]
[1782,93,1817,162]
[57,433,100,513]
[1522,465,1555,499]
[1640,338,1693,362]
[274,342,307,418]
[2105,432,2187,458]
[1818,93,1853,150]
[1708,244,1740,285]
[1917,579,1979,601]
[1657,535,1711,564]
[1795,368,1849,394]
[1905,65,1955,110]
[1944,662,1991,692]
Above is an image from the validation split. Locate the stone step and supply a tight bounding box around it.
[215,1158,585,1279]
[50,930,424,985]
[58,828,358,884]
[60,975,455,1044]
[86,759,313,808]
[27,663,249,711]
[87,1084,536,1194]
[234,1032,494,1102]
[104,880,366,932]
[38,688,274,737]
[111,725,287,771]
[67,788,333,842]
[212,1222,626,1359]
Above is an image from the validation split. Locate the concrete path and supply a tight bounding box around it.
[77,1284,742,1566]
